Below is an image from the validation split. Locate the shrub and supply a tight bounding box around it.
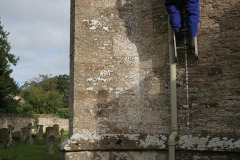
[56,108,69,119]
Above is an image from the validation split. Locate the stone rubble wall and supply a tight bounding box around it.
[0,114,33,132]
[0,114,69,132]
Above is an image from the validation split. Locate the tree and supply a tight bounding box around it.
[56,74,69,108]
[19,74,69,118]
[0,19,20,113]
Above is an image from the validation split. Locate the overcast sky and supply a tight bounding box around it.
[0,0,70,85]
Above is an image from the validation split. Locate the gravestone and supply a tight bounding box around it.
[25,123,33,145]
[20,127,29,142]
[60,128,65,143]
[45,127,55,156]
[1,128,9,148]
[7,125,15,148]
[53,124,59,139]
[36,125,43,140]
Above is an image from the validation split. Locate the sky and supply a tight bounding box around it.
[0,0,70,86]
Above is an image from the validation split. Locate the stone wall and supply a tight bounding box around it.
[175,0,240,153]
[0,114,33,132]
[62,0,170,152]
[60,0,240,159]
[0,114,69,132]
[177,0,240,137]
[37,114,69,132]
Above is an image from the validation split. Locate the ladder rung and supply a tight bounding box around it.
[179,28,188,33]
[177,46,195,50]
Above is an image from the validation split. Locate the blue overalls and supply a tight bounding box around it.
[164,0,200,37]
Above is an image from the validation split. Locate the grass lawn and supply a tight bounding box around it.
[0,131,69,160]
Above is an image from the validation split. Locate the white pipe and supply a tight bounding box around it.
[169,131,178,159]
[168,19,178,160]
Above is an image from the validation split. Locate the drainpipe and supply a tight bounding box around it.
[168,19,178,160]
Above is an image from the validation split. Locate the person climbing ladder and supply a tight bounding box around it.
[165,0,200,60]
[164,0,200,37]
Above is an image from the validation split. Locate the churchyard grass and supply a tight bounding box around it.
[0,131,69,160]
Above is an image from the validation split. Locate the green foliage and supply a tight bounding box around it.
[16,103,34,114]
[56,108,69,119]
[0,19,20,113]
[19,74,69,116]
[56,74,69,109]
[63,131,69,136]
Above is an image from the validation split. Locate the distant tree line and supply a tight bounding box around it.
[0,19,69,118]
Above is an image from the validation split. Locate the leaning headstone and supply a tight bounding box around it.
[53,124,59,139]
[7,125,15,148]
[45,127,55,156]
[60,128,65,143]
[25,123,33,145]
[36,125,43,140]
[1,128,9,148]
[20,127,29,142]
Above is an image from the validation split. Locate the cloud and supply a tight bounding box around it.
[0,0,70,84]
